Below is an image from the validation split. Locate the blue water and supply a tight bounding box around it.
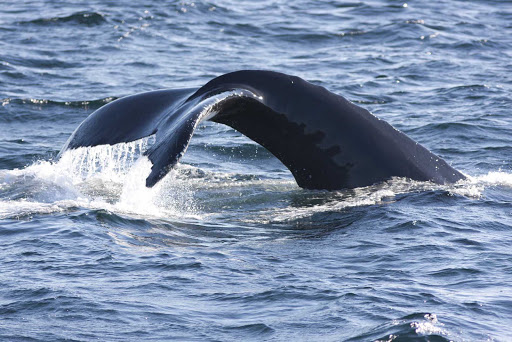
[1,1,512,341]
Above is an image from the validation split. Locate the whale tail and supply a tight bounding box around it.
[61,70,465,189]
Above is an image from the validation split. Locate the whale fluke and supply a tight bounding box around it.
[61,70,465,189]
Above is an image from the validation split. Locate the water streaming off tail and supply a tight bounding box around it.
[58,136,155,183]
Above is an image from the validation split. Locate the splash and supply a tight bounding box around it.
[410,314,449,337]
[0,137,199,220]
[0,136,511,222]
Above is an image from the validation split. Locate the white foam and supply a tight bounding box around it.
[0,199,66,219]
[471,171,512,187]
[448,171,512,198]
[410,314,449,337]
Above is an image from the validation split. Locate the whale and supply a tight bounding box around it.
[60,70,465,190]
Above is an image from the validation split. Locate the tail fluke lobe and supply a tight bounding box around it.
[60,88,196,152]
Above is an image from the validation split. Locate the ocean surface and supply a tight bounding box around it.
[1,1,511,341]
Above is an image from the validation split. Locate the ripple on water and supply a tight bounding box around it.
[0,0,512,340]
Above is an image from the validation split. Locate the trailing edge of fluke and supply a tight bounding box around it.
[61,70,465,190]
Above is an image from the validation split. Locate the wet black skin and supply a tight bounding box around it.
[61,70,465,189]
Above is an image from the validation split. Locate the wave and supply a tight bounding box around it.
[0,97,118,125]
[20,12,106,26]
[347,313,452,341]
[1,97,116,109]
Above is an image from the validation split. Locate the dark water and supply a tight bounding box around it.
[1,1,512,341]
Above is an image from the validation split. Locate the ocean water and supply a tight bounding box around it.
[1,0,511,341]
